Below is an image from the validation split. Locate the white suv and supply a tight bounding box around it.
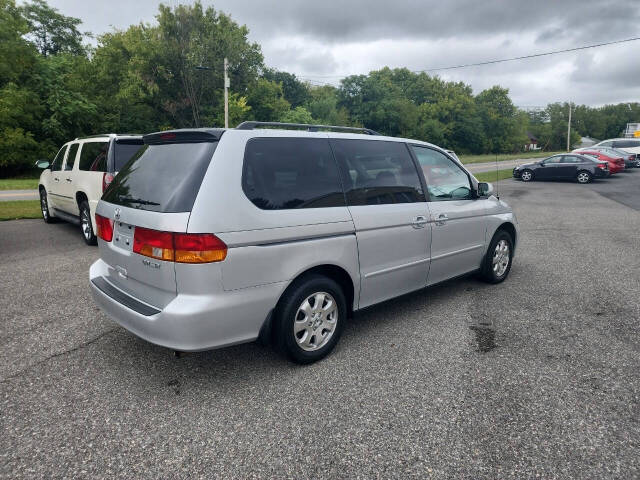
[37,134,143,244]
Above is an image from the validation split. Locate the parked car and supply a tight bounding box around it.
[37,134,144,245]
[513,153,609,183]
[573,149,625,174]
[89,122,518,364]
[592,138,640,167]
[576,146,637,169]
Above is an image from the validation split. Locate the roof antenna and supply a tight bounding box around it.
[494,153,500,200]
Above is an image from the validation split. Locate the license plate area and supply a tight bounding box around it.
[113,221,135,252]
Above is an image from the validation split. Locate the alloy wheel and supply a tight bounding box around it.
[577,172,590,184]
[40,191,49,221]
[521,170,532,181]
[492,239,510,278]
[293,291,338,352]
[81,208,92,240]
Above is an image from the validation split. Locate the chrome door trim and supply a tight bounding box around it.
[431,243,484,262]
[364,257,431,279]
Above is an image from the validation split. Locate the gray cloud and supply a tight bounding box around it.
[43,0,640,106]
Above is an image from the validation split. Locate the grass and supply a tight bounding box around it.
[459,151,563,165]
[0,178,39,190]
[473,168,514,183]
[0,200,41,221]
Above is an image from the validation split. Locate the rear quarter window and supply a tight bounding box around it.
[242,137,345,210]
[102,142,217,213]
[79,141,109,172]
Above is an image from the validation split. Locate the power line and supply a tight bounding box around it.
[298,35,640,84]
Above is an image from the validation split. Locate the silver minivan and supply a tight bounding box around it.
[90,122,518,363]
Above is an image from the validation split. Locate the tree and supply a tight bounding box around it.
[20,0,86,56]
[280,106,314,124]
[0,0,38,85]
[475,86,527,153]
[263,68,310,108]
[246,78,290,121]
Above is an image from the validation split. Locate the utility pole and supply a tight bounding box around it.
[567,102,572,152]
[223,57,229,128]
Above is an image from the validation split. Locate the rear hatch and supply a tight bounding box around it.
[95,129,222,308]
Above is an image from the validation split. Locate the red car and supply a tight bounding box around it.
[573,149,625,174]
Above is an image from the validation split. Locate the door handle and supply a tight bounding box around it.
[436,213,448,226]
[412,215,428,228]
[66,178,72,182]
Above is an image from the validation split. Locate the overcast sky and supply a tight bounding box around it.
[45,0,640,107]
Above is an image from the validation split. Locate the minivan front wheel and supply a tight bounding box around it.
[479,230,514,284]
[274,274,346,364]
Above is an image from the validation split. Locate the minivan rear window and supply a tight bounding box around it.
[102,142,217,213]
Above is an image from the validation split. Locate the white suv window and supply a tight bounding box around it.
[411,146,472,201]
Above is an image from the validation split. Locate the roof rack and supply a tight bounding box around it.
[236,121,381,136]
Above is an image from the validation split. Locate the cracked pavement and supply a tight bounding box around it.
[1,172,640,479]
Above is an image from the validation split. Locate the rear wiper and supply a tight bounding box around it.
[119,197,160,206]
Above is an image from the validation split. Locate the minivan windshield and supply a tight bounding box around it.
[102,142,217,212]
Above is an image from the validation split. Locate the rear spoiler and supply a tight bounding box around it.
[144,128,225,145]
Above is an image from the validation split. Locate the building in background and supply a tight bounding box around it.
[525,132,541,151]
[623,123,640,138]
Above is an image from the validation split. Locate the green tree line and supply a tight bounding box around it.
[1,0,639,176]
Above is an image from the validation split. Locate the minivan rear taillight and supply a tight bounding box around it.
[95,214,114,242]
[102,172,115,193]
[132,227,227,264]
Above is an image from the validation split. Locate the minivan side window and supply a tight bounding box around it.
[411,146,472,201]
[330,139,425,206]
[78,141,109,172]
[51,145,67,172]
[64,143,79,171]
[242,138,345,210]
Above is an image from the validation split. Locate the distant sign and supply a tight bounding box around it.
[635,130,640,138]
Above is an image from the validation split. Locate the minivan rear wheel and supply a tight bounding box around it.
[479,230,514,284]
[274,274,346,364]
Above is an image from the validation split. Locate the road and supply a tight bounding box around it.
[0,189,38,202]
[464,158,534,174]
[1,173,639,478]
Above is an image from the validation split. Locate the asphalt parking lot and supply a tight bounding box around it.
[1,171,639,479]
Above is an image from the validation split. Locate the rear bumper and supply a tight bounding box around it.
[593,168,609,178]
[89,259,285,351]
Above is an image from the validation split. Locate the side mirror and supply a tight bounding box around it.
[35,160,50,169]
[477,182,494,197]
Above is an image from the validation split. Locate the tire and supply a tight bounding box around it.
[39,188,55,224]
[79,200,97,245]
[479,230,514,284]
[273,274,346,364]
[576,170,592,184]
[520,169,533,182]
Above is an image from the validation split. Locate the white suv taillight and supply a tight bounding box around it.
[102,172,115,193]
